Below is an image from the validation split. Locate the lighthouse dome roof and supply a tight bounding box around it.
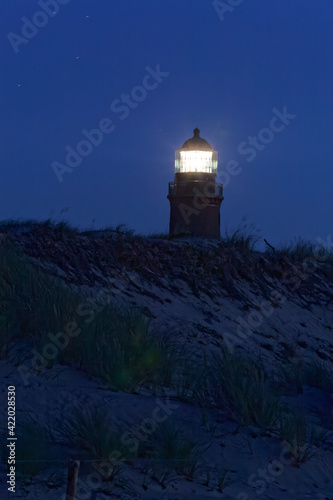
[179,128,214,152]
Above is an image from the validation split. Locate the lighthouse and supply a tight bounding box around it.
[168,128,224,239]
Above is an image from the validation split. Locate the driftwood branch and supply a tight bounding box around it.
[264,239,275,253]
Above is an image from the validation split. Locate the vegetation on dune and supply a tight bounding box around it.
[222,220,261,253]
[279,407,329,467]
[57,405,130,490]
[0,242,174,392]
[140,419,203,486]
[192,348,282,429]
[61,309,174,392]
[0,243,79,358]
[0,219,332,496]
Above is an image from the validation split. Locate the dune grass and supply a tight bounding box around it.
[274,237,333,263]
[62,308,174,392]
[0,243,79,357]
[279,407,328,467]
[141,420,202,486]
[0,217,79,237]
[0,243,175,392]
[57,405,130,482]
[200,349,281,428]
[221,219,261,253]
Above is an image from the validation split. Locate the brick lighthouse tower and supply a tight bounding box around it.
[168,128,224,239]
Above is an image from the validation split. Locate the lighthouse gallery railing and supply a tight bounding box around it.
[168,181,223,198]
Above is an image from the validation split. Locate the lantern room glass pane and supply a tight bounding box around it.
[175,150,217,173]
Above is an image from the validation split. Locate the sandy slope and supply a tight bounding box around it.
[0,225,332,498]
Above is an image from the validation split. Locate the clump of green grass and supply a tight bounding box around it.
[58,405,128,485]
[204,349,281,428]
[275,238,315,260]
[62,308,174,392]
[58,406,126,461]
[216,467,232,492]
[221,220,261,253]
[275,237,333,263]
[279,407,328,467]
[62,305,172,391]
[142,420,202,486]
[0,244,80,359]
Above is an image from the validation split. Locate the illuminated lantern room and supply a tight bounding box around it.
[168,128,224,239]
[175,128,218,174]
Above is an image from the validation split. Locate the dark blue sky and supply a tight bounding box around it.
[1,0,333,246]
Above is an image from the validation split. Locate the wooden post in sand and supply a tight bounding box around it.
[66,460,80,500]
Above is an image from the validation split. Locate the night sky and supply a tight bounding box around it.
[1,0,333,247]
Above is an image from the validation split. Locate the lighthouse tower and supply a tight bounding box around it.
[167,128,224,239]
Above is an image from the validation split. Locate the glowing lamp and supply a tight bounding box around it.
[175,128,218,173]
[175,150,218,173]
